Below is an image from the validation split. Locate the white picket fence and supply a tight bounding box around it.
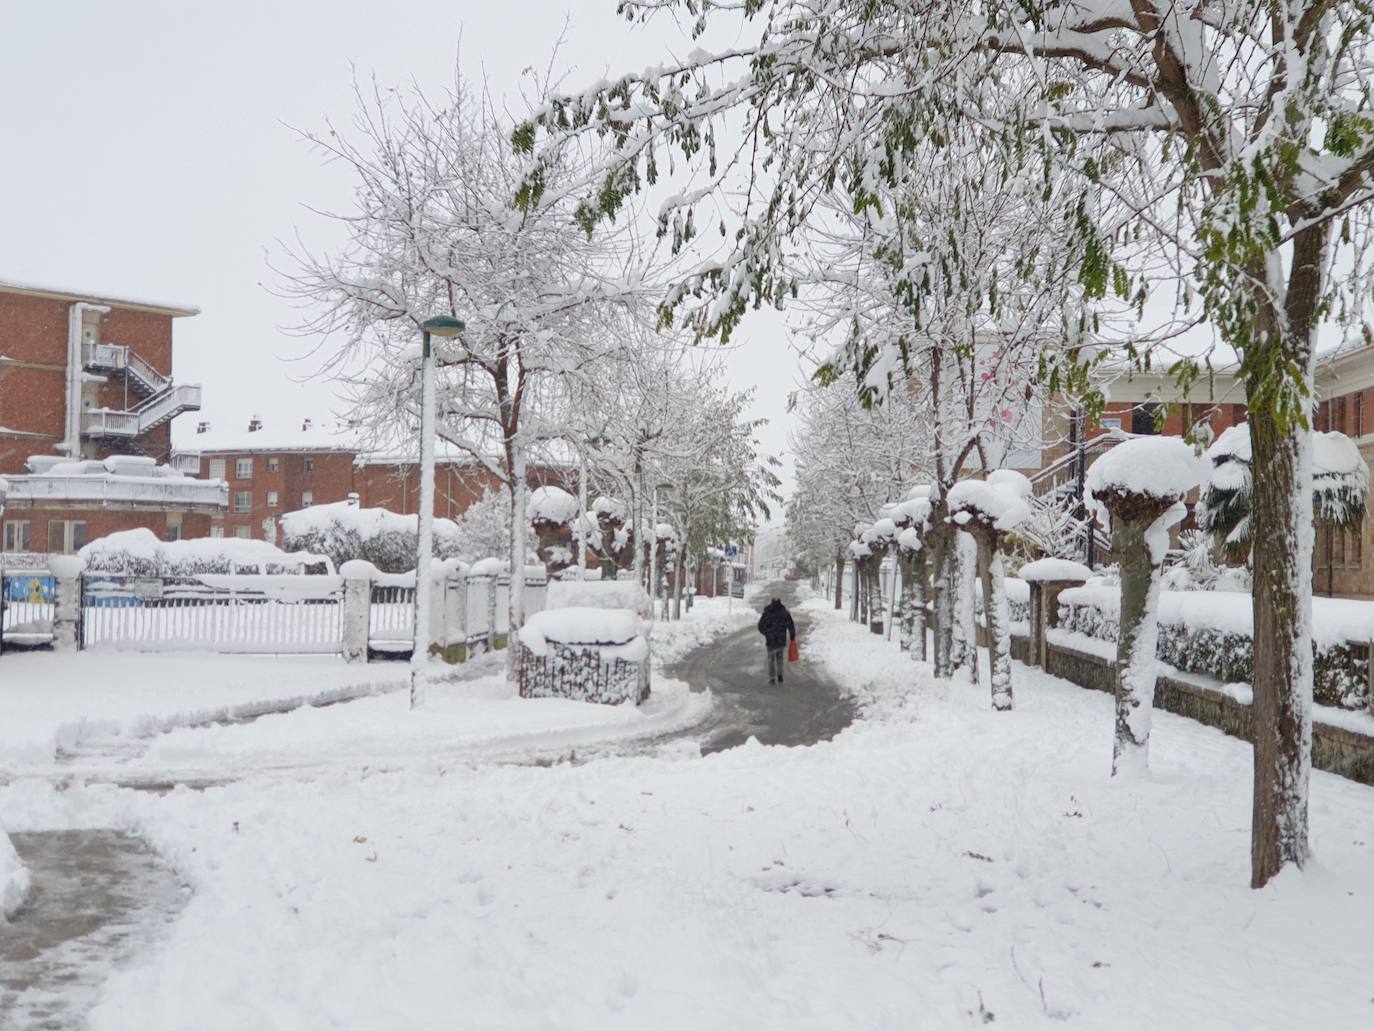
[0,562,549,660]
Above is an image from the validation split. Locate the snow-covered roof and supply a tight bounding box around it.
[173,415,365,454]
[0,277,199,316]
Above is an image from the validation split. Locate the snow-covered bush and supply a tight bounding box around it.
[1,819,30,923]
[81,529,333,576]
[1199,424,1370,563]
[281,501,464,573]
[528,486,579,576]
[1058,587,1371,712]
[1160,530,1251,593]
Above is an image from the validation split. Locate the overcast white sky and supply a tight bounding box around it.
[0,1,805,515]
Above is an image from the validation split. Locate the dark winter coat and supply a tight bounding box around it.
[757,600,796,651]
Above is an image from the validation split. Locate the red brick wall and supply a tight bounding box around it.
[0,292,70,366]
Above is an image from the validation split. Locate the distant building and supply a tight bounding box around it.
[0,279,221,553]
[172,414,570,541]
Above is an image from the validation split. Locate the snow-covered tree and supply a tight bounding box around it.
[948,470,1033,710]
[891,489,933,659]
[1088,438,1205,776]
[283,69,656,685]
[529,0,1374,887]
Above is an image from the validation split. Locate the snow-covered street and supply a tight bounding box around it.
[3,587,1373,1029]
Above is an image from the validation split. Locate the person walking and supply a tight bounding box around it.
[757,596,797,685]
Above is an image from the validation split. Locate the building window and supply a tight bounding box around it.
[210,524,225,538]
[166,525,181,542]
[234,525,252,540]
[1099,417,1122,431]
[303,458,315,473]
[209,458,226,480]
[1334,396,1348,435]
[267,491,279,508]
[302,491,314,507]
[1131,403,1159,435]
[234,491,252,513]
[236,458,253,480]
[267,458,279,473]
[1355,392,1365,438]
[47,520,87,555]
[2,520,31,552]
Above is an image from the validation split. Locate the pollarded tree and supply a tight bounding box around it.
[528,0,1374,887]
[947,471,1033,710]
[1087,438,1205,776]
[891,488,933,660]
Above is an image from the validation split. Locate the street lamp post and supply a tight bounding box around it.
[411,314,465,711]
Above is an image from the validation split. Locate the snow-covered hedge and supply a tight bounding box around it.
[1,819,30,923]
[281,501,464,573]
[1057,586,1372,710]
[81,529,333,576]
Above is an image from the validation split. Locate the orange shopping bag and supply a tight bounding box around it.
[787,639,799,663]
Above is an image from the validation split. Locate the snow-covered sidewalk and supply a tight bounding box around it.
[0,595,753,778]
[3,591,1372,1029]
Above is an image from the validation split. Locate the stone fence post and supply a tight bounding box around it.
[442,567,468,662]
[49,555,84,653]
[1019,560,1092,669]
[340,560,372,664]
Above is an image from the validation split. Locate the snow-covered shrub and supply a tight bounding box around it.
[528,486,579,576]
[1,819,30,923]
[1058,587,1371,711]
[281,501,465,573]
[81,529,332,576]
[1199,423,1370,563]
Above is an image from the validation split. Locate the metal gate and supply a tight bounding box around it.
[81,573,344,653]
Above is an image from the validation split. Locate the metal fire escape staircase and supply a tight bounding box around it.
[81,343,202,440]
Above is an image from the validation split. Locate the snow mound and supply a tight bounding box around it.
[1088,437,1205,501]
[81,528,333,575]
[947,474,1032,532]
[1019,558,1093,582]
[528,486,579,526]
[547,579,651,616]
[519,607,646,661]
[1,820,30,922]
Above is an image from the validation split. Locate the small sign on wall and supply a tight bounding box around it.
[132,577,164,601]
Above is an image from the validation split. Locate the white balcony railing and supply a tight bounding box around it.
[80,408,141,438]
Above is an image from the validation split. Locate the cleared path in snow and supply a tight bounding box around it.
[0,831,185,1029]
[666,581,856,753]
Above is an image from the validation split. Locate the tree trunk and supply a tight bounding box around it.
[1248,396,1315,885]
[867,554,885,635]
[833,551,845,611]
[897,550,917,652]
[929,514,955,678]
[910,549,928,663]
[1246,224,1324,888]
[1112,518,1162,774]
[953,530,979,687]
[508,445,528,689]
[980,536,1012,711]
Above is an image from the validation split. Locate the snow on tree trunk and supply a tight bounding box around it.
[909,550,927,663]
[1249,402,1315,885]
[833,552,845,612]
[897,551,916,652]
[929,515,955,679]
[983,544,1012,712]
[953,530,979,687]
[508,446,528,690]
[1111,517,1163,776]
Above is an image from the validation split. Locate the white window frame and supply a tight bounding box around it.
[209,458,226,480]
[234,525,252,540]
[210,525,225,538]
[47,520,87,555]
[267,457,279,473]
[236,458,253,480]
[3,520,31,552]
[266,490,279,508]
[234,491,253,513]
[302,491,314,508]
[303,458,315,473]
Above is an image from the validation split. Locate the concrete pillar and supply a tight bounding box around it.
[444,570,468,661]
[340,561,372,664]
[48,555,85,652]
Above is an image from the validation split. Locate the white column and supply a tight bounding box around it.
[411,338,437,709]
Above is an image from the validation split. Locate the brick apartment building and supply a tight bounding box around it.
[172,414,564,541]
[0,280,223,553]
